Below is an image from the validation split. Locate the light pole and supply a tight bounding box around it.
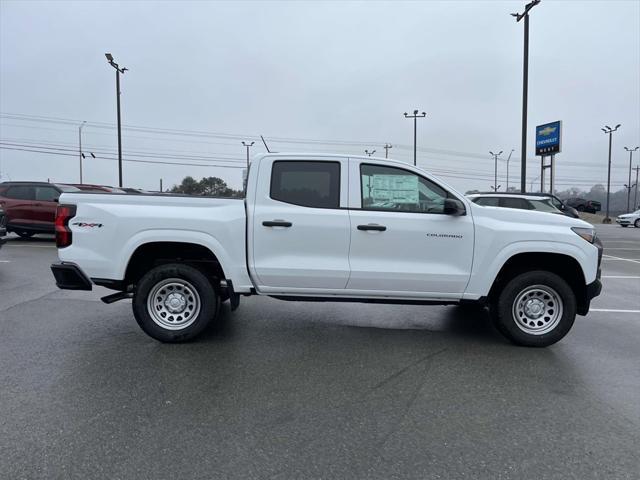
[505,148,514,191]
[624,147,639,212]
[404,109,426,166]
[242,141,255,169]
[511,0,541,193]
[633,165,640,210]
[530,174,540,192]
[364,149,376,157]
[78,121,86,183]
[490,150,503,191]
[384,143,392,158]
[105,53,128,187]
[602,124,621,223]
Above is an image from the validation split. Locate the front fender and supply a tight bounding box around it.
[463,240,598,299]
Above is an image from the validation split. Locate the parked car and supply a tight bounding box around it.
[0,206,6,247]
[0,182,81,238]
[615,209,640,228]
[565,197,602,214]
[64,184,127,194]
[467,193,573,216]
[51,153,602,348]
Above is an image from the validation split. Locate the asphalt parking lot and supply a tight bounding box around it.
[0,225,638,479]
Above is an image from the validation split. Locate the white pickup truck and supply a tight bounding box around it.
[51,153,602,347]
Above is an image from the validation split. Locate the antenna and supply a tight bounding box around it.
[260,135,272,153]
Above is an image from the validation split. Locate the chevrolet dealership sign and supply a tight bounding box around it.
[535,121,562,156]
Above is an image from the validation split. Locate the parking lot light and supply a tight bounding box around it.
[602,125,621,223]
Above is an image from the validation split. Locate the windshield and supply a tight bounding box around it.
[529,199,561,213]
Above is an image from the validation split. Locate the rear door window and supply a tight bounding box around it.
[500,197,531,210]
[474,197,500,207]
[5,186,35,200]
[270,161,341,209]
[35,186,60,202]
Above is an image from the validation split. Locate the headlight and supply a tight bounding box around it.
[572,227,596,243]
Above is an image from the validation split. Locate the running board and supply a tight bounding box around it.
[101,292,133,304]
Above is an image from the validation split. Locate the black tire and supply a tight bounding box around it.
[490,271,576,347]
[16,230,35,238]
[621,224,628,228]
[635,219,640,228]
[132,263,219,342]
[576,205,585,212]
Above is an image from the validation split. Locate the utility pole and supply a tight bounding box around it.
[633,165,640,210]
[490,150,503,191]
[505,149,514,191]
[602,124,621,223]
[160,178,163,192]
[78,121,86,184]
[624,147,639,212]
[364,149,376,157]
[242,141,255,169]
[404,109,426,166]
[105,53,128,188]
[511,0,541,192]
[384,143,392,158]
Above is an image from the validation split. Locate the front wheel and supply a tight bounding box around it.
[490,271,576,347]
[621,224,628,228]
[635,219,640,228]
[133,263,218,342]
[15,230,35,238]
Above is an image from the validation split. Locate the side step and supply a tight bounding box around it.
[101,292,133,304]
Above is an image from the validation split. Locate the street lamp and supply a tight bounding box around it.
[490,150,503,191]
[624,147,639,212]
[105,53,128,187]
[601,124,621,223]
[78,121,86,183]
[242,141,255,169]
[364,149,376,157]
[505,148,515,191]
[383,143,392,158]
[404,109,426,166]
[511,0,541,192]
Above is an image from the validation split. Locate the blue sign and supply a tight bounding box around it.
[535,121,562,156]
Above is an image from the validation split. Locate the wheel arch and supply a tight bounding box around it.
[487,252,589,315]
[124,241,227,287]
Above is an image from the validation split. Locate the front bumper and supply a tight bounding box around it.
[50,262,93,290]
[615,218,632,225]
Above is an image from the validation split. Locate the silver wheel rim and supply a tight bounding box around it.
[512,284,563,335]
[146,278,201,330]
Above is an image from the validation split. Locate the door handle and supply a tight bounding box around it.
[357,224,386,231]
[263,220,293,228]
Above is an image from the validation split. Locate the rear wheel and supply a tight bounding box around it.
[490,271,576,347]
[132,263,218,342]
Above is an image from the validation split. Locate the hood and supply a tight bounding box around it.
[469,202,592,228]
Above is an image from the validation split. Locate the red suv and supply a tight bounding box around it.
[0,182,81,238]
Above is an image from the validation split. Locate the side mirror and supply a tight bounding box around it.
[444,198,466,216]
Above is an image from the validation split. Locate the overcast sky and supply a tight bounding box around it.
[1,0,639,193]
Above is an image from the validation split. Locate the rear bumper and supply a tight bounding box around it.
[50,262,92,290]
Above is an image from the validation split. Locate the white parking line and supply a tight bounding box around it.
[0,260,10,263]
[602,255,640,264]
[2,244,54,249]
[591,308,640,314]
[602,275,640,279]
